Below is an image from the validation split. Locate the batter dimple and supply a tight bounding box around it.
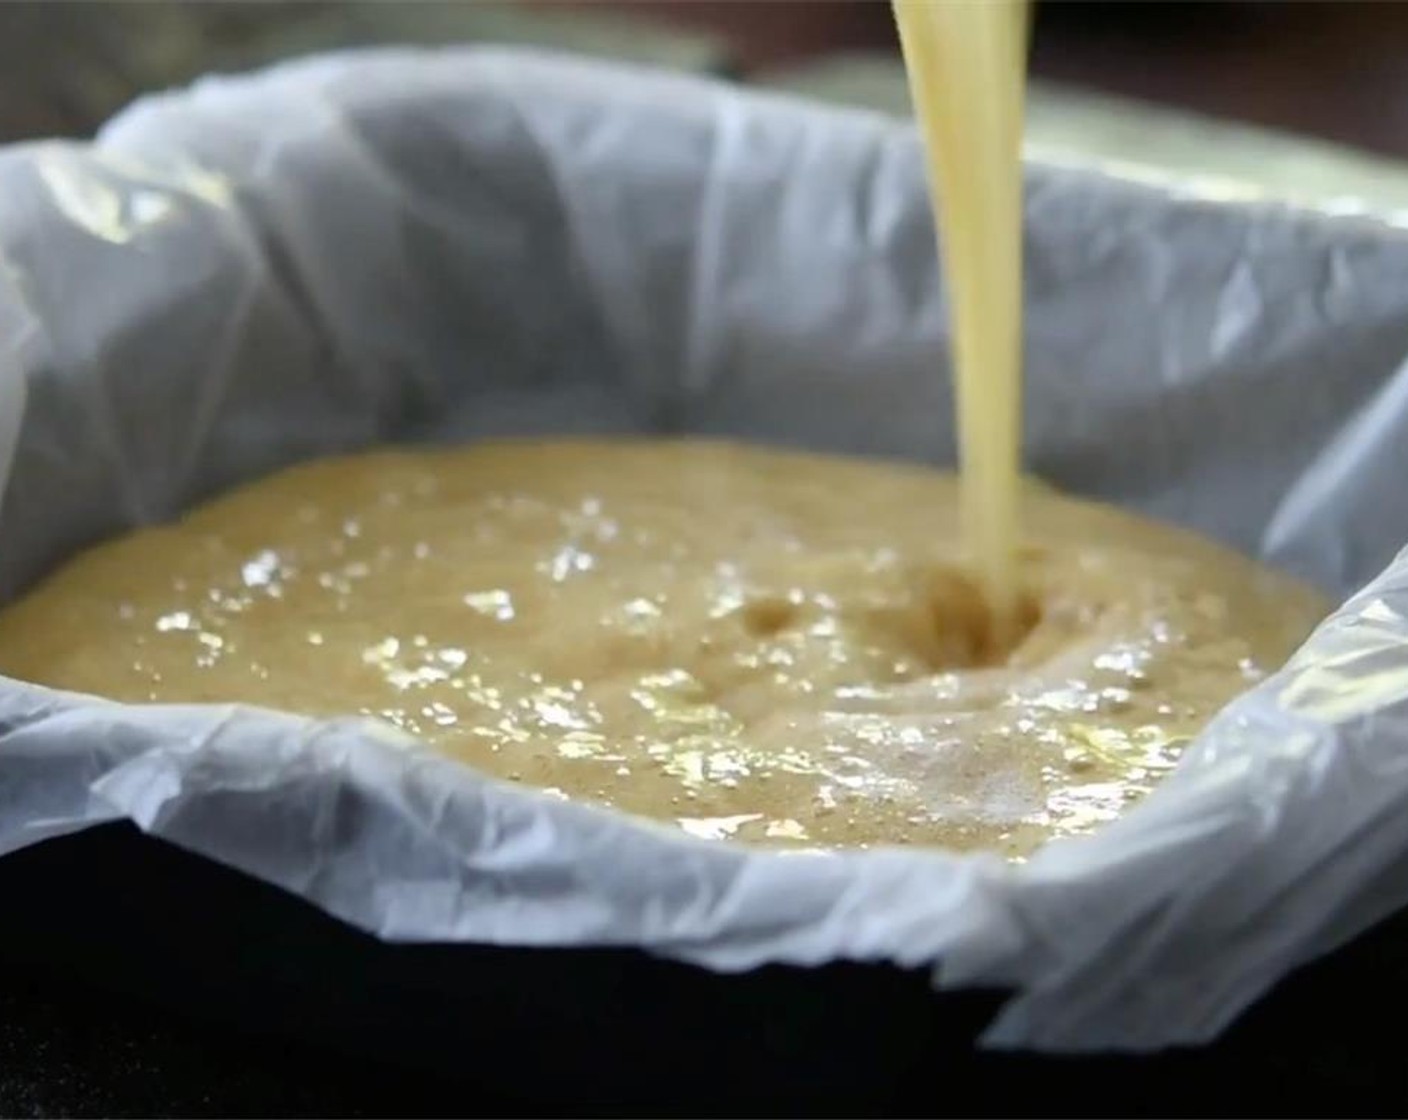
[0,439,1328,856]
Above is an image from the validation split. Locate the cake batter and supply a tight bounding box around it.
[0,439,1327,855]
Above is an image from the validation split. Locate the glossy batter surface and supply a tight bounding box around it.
[0,440,1328,855]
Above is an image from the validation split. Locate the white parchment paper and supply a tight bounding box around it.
[4,49,1408,1052]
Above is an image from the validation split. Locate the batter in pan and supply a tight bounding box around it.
[0,439,1326,856]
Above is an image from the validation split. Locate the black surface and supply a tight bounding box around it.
[0,973,482,1119]
[2,823,1408,1116]
[0,825,994,1116]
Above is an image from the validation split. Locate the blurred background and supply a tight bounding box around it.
[6,1,1408,208]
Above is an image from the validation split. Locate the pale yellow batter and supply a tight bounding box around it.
[0,439,1326,855]
[894,0,1028,627]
